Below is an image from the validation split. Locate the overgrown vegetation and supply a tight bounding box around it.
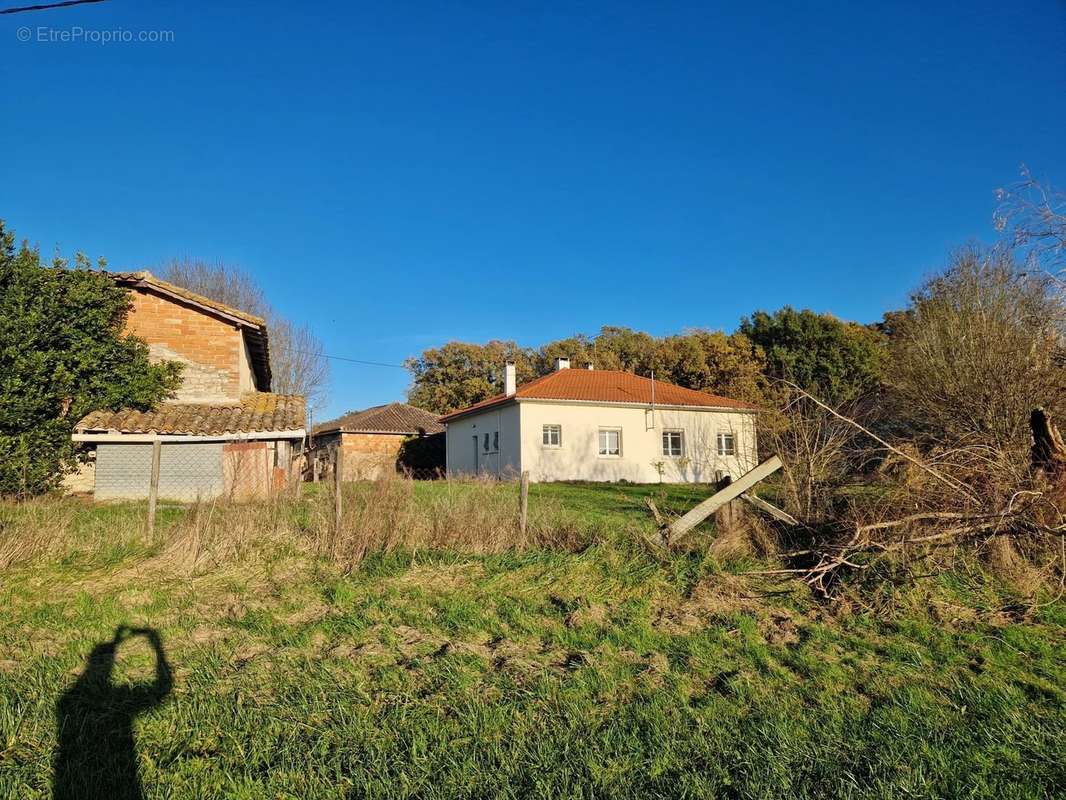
[751,240,1066,599]
[0,222,181,498]
[1,481,1063,798]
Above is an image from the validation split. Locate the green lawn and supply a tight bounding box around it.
[0,482,1063,798]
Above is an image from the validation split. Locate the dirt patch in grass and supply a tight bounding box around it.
[187,626,230,646]
[564,602,609,628]
[387,562,485,591]
[648,574,810,645]
[284,602,332,626]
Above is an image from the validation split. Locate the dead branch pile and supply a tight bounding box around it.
[754,386,1066,597]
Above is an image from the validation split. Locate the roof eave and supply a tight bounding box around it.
[510,397,759,412]
[73,429,306,442]
[441,396,756,422]
[439,395,517,423]
[314,427,438,436]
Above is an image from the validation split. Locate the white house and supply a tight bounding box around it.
[440,358,758,483]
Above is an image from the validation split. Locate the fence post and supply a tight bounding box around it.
[147,438,162,535]
[333,444,343,538]
[519,470,529,536]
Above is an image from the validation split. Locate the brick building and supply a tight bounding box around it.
[311,403,444,480]
[68,272,305,500]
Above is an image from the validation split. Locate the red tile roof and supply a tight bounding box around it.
[74,393,306,436]
[314,403,444,436]
[440,369,756,422]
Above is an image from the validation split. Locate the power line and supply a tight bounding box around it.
[271,346,409,370]
[1,0,108,14]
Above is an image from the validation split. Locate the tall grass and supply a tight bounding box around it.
[0,497,153,570]
[317,475,601,570]
[0,475,616,575]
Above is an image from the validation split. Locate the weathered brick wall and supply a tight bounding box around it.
[125,290,242,402]
[340,432,406,480]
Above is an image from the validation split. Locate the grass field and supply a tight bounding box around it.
[0,481,1063,799]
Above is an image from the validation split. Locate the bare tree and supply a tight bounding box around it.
[159,258,269,317]
[885,245,1065,468]
[995,166,1066,291]
[267,317,329,405]
[159,258,329,413]
[759,388,861,521]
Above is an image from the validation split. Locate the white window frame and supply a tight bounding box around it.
[542,424,562,448]
[662,429,685,457]
[598,427,622,458]
[717,431,737,457]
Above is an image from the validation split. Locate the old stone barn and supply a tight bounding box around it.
[69,271,306,501]
[311,403,444,479]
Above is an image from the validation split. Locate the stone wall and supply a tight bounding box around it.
[125,290,243,402]
[340,432,406,480]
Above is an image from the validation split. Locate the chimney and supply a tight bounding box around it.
[585,361,594,370]
[554,357,570,371]
[504,361,517,396]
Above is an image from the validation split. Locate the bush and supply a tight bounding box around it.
[0,223,181,496]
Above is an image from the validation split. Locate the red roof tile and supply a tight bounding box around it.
[314,403,444,435]
[440,369,756,422]
[74,393,306,436]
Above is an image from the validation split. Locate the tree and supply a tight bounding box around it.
[885,245,1065,462]
[654,330,768,405]
[0,223,181,496]
[405,341,535,415]
[995,166,1066,292]
[406,326,772,415]
[158,259,329,412]
[533,334,596,374]
[589,326,658,373]
[739,307,886,405]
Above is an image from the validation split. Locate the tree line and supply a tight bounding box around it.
[405,310,886,416]
[407,242,1063,471]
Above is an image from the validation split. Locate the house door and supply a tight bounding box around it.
[472,436,479,475]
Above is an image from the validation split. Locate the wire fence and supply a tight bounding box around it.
[302,443,446,484]
[79,439,448,533]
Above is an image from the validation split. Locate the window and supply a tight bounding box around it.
[483,433,490,452]
[542,424,562,448]
[662,430,684,457]
[717,432,736,456]
[493,431,499,451]
[598,428,621,457]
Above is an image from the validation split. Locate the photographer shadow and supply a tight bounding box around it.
[53,626,172,800]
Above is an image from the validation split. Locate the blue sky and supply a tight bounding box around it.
[2,1,1064,420]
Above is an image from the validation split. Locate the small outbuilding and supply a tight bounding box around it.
[312,403,445,479]
[69,271,306,501]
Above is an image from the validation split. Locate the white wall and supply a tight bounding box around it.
[445,404,521,477]
[447,401,757,483]
[521,402,757,483]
